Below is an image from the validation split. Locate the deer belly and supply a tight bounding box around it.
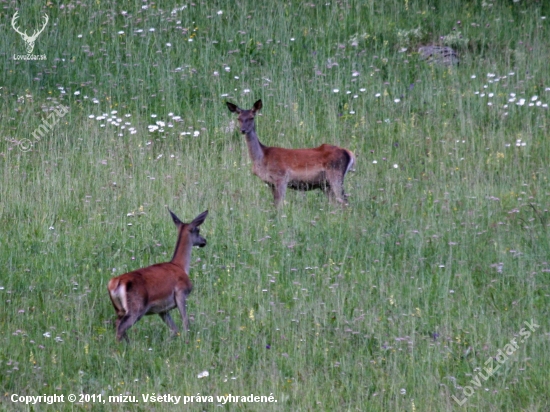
[147,297,177,314]
[288,172,327,191]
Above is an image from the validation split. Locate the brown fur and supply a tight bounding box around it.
[227,99,355,207]
[107,210,208,342]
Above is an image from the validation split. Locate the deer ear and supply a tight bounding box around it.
[226,102,240,113]
[168,209,183,226]
[191,210,208,227]
[253,99,263,112]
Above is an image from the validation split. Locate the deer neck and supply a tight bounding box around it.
[244,128,265,164]
[171,232,193,274]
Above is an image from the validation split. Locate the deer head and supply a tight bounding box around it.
[12,12,49,54]
[227,99,262,134]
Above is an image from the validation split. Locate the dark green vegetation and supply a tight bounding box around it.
[1,1,549,410]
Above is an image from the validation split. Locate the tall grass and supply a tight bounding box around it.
[1,0,549,410]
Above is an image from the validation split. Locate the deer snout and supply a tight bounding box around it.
[197,238,207,248]
[239,120,251,134]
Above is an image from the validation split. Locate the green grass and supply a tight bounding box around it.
[1,0,550,410]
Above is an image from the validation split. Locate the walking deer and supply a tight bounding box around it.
[226,99,355,207]
[108,209,208,342]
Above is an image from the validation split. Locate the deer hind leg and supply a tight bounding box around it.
[159,312,179,335]
[320,181,336,203]
[326,171,347,205]
[112,305,126,333]
[115,291,148,342]
[114,311,125,334]
[109,288,133,342]
[116,311,143,342]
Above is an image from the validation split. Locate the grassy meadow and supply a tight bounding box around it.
[1,0,550,410]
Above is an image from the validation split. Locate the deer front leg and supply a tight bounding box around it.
[271,179,287,208]
[175,290,190,332]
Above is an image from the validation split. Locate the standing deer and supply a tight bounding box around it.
[11,12,49,54]
[226,99,355,207]
[108,209,208,342]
